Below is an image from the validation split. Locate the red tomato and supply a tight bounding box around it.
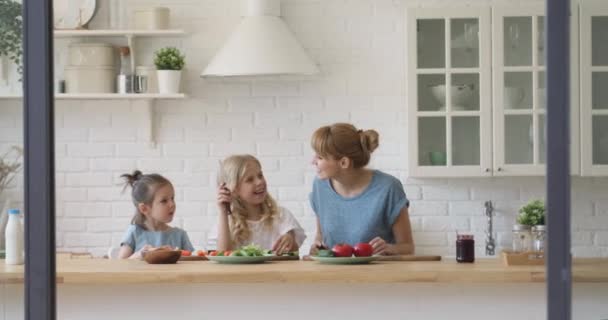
[353,243,373,257]
[224,250,232,256]
[331,243,354,257]
[195,250,206,257]
[209,251,218,256]
[181,250,192,257]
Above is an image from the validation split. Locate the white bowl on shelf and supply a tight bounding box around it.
[430,84,474,110]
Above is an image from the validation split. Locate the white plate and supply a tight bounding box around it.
[54,0,97,29]
[207,255,272,264]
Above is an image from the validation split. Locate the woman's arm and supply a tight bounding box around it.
[390,207,415,255]
[308,217,325,255]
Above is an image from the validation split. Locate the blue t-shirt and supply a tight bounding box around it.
[120,224,195,252]
[309,170,409,248]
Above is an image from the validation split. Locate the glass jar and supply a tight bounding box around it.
[512,224,532,252]
[456,234,475,263]
[531,225,546,258]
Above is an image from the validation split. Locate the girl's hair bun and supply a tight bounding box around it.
[121,170,144,188]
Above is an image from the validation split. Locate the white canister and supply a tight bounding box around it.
[65,66,116,93]
[133,7,170,30]
[68,43,115,67]
[136,66,158,93]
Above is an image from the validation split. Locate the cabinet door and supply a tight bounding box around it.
[581,0,608,176]
[493,4,580,176]
[407,7,492,177]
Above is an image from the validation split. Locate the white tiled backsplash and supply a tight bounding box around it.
[0,0,607,257]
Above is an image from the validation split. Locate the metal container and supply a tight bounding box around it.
[117,74,135,93]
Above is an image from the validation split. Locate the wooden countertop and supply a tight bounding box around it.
[1,258,607,284]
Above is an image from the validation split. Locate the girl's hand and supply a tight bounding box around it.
[216,183,232,215]
[369,237,394,255]
[308,240,327,256]
[272,232,296,255]
[130,244,154,259]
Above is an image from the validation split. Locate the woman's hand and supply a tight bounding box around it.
[272,231,296,255]
[308,240,327,256]
[369,237,395,255]
[216,183,232,215]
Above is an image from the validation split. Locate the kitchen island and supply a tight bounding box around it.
[1,258,607,320]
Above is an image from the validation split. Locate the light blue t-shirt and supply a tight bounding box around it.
[309,170,409,248]
[120,224,195,252]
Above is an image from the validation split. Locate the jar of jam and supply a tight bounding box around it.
[456,234,475,263]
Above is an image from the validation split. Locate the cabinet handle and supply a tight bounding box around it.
[497,167,503,172]
[485,168,490,172]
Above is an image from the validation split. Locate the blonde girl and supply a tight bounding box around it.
[214,155,306,254]
[309,123,414,256]
[118,170,194,259]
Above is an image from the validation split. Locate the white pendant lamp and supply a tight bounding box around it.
[200,0,320,77]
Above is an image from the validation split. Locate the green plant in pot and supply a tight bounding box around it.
[154,47,185,94]
[517,199,545,226]
[511,199,545,253]
[0,0,23,78]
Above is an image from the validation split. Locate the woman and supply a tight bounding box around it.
[309,123,414,255]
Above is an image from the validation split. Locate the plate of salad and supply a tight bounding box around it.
[207,244,274,264]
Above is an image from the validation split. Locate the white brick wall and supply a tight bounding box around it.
[1,0,607,258]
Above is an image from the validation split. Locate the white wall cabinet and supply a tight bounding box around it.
[407,7,492,177]
[492,4,580,176]
[580,0,608,176]
[407,4,581,177]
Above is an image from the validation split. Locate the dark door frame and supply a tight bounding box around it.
[21,0,571,319]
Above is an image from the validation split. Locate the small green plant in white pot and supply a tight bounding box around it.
[154,47,185,94]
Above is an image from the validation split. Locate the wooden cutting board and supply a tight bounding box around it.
[374,255,441,261]
[179,256,208,261]
[302,255,441,261]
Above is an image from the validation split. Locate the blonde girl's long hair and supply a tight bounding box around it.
[121,170,172,230]
[219,155,279,246]
[311,123,380,168]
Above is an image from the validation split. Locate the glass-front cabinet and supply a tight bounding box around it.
[407,3,581,177]
[492,4,579,176]
[407,7,492,177]
[581,0,608,176]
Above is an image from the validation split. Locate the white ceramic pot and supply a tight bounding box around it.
[157,70,181,94]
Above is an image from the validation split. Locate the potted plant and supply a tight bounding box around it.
[0,0,23,81]
[510,199,545,253]
[517,199,545,227]
[153,47,185,94]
